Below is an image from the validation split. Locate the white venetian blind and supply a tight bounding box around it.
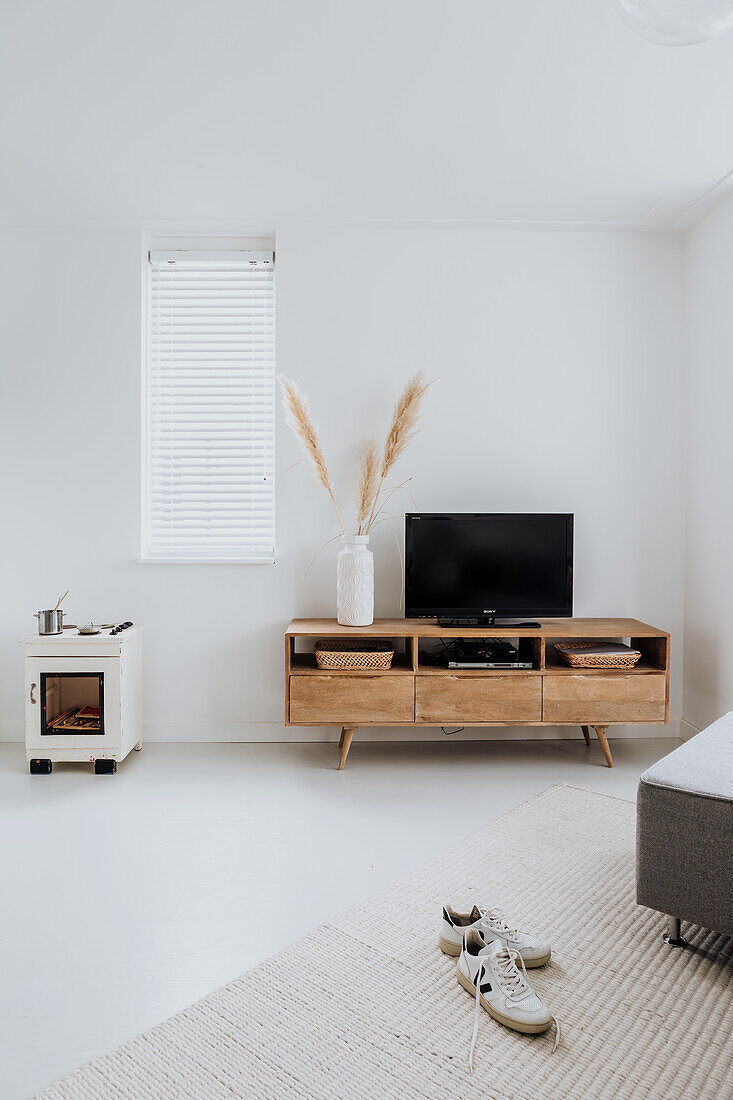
[143,250,275,562]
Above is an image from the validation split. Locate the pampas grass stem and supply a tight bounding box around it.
[277,375,345,534]
[365,372,430,532]
[356,436,379,534]
[368,476,413,530]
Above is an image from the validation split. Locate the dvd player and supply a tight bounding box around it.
[447,660,533,669]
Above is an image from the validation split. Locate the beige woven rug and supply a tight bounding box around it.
[38,784,733,1100]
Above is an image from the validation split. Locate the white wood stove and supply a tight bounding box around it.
[21,627,143,774]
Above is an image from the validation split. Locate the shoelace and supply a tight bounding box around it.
[468,947,561,1072]
[494,944,531,997]
[477,906,522,944]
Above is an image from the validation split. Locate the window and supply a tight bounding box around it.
[142,248,275,562]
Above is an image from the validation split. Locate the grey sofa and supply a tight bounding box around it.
[636,712,733,944]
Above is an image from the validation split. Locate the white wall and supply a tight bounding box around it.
[1,226,685,741]
[682,195,733,733]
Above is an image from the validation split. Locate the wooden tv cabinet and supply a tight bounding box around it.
[285,618,670,770]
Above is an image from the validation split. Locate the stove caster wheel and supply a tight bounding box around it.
[94,759,117,775]
[30,758,52,775]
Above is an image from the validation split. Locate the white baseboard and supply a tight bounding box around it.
[678,717,701,742]
[0,719,681,744]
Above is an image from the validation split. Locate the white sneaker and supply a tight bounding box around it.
[457,930,560,1070]
[439,904,551,966]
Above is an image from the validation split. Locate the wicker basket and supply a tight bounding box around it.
[314,639,394,670]
[554,642,642,669]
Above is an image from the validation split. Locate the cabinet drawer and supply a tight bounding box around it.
[542,674,667,724]
[289,674,414,724]
[415,676,542,724]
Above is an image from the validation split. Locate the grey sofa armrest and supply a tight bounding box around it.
[636,713,733,939]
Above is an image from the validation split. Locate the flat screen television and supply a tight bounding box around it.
[405,513,574,625]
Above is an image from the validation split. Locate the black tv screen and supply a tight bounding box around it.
[405,513,573,619]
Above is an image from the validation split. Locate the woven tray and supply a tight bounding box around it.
[315,639,395,670]
[554,642,642,669]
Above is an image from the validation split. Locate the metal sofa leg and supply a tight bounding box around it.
[663,915,688,948]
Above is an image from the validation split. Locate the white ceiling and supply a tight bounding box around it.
[2,0,732,230]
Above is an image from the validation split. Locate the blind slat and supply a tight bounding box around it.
[143,251,275,561]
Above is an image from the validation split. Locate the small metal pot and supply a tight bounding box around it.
[35,610,65,635]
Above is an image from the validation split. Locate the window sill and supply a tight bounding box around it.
[138,557,276,565]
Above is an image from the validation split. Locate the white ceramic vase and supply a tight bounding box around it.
[337,535,374,626]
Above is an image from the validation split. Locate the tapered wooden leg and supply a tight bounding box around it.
[581,725,591,746]
[338,727,356,771]
[594,725,614,768]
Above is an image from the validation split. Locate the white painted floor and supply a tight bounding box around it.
[0,736,680,1099]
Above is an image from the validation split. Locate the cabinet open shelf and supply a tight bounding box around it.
[542,660,663,675]
[289,653,414,675]
[416,663,544,676]
[543,652,665,675]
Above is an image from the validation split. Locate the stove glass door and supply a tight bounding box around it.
[40,673,105,736]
